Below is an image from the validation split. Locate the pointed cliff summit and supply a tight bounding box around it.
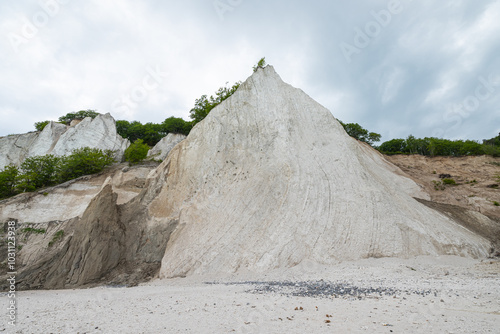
[150,66,490,278]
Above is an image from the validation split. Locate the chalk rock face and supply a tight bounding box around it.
[0,122,67,169]
[51,113,130,161]
[27,121,68,157]
[147,133,186,161]
[155,66,491,278]
[0,113,129,169]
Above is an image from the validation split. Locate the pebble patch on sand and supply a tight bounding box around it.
[207,280,436,299]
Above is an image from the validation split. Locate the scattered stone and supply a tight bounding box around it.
[210,280,436,300]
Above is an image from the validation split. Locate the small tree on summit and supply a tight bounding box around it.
[253,57,267,72]
[34,120,50,131]
[58,109,100,125]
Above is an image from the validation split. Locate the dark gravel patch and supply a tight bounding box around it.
[206,280,435,299]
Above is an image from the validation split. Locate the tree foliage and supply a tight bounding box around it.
[34,120,50,132]
[124,139,150,163]
[162,116,193,135]
[16,155,61,192]
[58,147,115,181]
[0,147,116,200]
[189,81,241,124]
[482,133,500,157]
[58,109,100,124]
[378,135,495,157]
[338,120,381,146]
[116,118,192,146]
[0,165,19,199]
[253,57,267,72]
[483,133,500,146]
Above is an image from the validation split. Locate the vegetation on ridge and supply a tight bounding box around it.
[58,109,100,124]
[27,59,500,162]
[189,81,241,124]
[0,147,115,200]
[338,120,381,146]
[253,57,267,72]
[124,139,150,164]
[378,134,500,157]
[116,117,192,146]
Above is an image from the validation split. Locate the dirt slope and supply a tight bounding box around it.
[386,155,500,221]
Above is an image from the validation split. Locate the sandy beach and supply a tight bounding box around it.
[3,256,499,334]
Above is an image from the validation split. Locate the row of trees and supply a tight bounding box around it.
[34,109,100,131]
[378,134,500,157]
[0,148,115,199]
[116,117,192,146]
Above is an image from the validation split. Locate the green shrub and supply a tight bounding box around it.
[16,155,61,192]
[58,147,115,181]
[338,120,381,146]
[0,164,19,199]
[34,120,50,131]
[162,117,193,136]
[378,134,500,157]
[58,109,99,124]
[189,81,241,124]
[442,178,456,185]
[253,57,267,72]
[117,118,193,146]
[432,180,445,190]
[493,201,500,207]
[124,139,150,163]
[0,147,115,200]
[483,145,500,157]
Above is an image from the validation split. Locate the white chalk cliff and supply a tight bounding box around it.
[0,113,129,169]
[147,133,186,161]
[152,66,491,278]
[1,66,496,291]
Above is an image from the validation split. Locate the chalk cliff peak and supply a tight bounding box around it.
[149,66,491,278]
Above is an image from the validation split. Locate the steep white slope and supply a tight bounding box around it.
[27,121,68,157]
[152,66,490,278]
[147,133,186,161]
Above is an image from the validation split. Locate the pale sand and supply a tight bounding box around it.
[2,256,499,333]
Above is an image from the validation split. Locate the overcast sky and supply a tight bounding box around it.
[1,0,499,142]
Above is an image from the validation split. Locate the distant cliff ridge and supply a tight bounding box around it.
[0,113,130,169]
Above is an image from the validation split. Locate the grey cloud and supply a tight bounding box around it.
[0,0,498,143]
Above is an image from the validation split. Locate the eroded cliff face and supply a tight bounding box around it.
[0,66,497,290]
[1,163,177,290]
[0,113,129,169]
